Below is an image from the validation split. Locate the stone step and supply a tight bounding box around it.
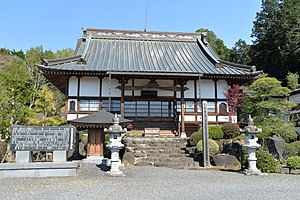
[123,136,199,169]
[154,161,199,169]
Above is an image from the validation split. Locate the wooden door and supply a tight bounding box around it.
[87,128,104,156]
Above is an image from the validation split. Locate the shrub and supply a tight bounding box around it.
[256,117,297,143]
[188,126,224,146]
[188,131,202,146]
[0,141,7,161]
[222,123,240,138]
[196,139,219,156]
[208,126,224,140]
[215,140,224,153]
[256,150,278,173]
[287,156,300,169]
[286,141,300,157]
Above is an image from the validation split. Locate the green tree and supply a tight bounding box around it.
[25,46,56,108]
[196,28,232,60]
[251,0,300,80]
[241,77,297,142]
[230,39,252,65]
[242,77,295,119]
[56,48,74,58]
[0,58,33,137]
[286,71,300,90]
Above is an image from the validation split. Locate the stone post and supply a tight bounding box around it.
[242,116,264,175]
[202,101,210,167]
[104,114,126,176]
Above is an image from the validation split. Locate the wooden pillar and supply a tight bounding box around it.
[214,79,218,124]
[99,76,102,110]
[198,75,203,128]
[76,76,81,118]
[180,81,185,134]
[75,130,80,158]
[65,76,70,119]
[87,128,104,157]
[120,81,125,118]
[118,77,127,118]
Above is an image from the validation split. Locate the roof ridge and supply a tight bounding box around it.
[82,28,202,42]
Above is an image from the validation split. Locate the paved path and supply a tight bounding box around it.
[0,164,299,200]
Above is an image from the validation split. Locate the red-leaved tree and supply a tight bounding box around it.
[224,84,244,123]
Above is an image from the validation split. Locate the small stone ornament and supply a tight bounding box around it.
[242,115,266,176]
[104,114,126,176]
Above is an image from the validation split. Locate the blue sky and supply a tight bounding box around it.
[0,0,262,52]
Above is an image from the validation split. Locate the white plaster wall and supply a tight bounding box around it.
[185,80,195,98]
[217,80,227,98]
[102,77,121,97]
[184,115,196,122]
[68,99,77,112]
[199,79,215,99]
[67,114,77,121]
[158,91,173,96]
[68,77,78,96]
[79,77,100,97]
[208,116,216,122]
[197,115,202,121]
[157,80,173,86]
[290,94,300,104]
[134,79,148,86]
[218,116,230,122]
[176,80,195,98]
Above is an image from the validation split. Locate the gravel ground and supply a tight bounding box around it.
[0,163,299,200]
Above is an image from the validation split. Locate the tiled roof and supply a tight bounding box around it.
[69,109,132,125]
[39,28,259,77]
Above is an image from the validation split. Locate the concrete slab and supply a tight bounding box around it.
[0,161,80,178]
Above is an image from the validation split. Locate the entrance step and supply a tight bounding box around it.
[122,137,199,169]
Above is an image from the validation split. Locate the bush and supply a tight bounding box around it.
[286,141,300,157]
[0,141,7,161]
[256,117,297,143]
[222,123,240,138]
[287,156,300,169]
[188,126,224,146]
[196,139,219,156]
[188,131,202,146]
[208,126,224,140]
[256,150,278,173]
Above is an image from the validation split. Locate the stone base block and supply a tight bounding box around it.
[290,169,300,174]
[243,169,267,176]
[53,151,67,162]
[0,161,80,178]
[16,151,32,163]
[106,170,126,177]
[276,167,290,174]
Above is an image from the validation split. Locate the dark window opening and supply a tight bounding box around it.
[141,91,157,97]
[69,101,76,112]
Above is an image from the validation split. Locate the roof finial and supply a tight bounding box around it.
[144,5,148,32]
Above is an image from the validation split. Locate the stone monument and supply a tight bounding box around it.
[202,101,210,167]
[242,116,264,175]
[104,114,126,176]
[0,126,79,178]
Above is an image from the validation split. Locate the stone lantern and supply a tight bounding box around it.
[104,114,126,176]
[242,116,264,175]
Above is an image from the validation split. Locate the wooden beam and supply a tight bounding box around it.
[181,82,185,133]
[116,85,188,91]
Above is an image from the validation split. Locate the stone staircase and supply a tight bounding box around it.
[122,137,199,169]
